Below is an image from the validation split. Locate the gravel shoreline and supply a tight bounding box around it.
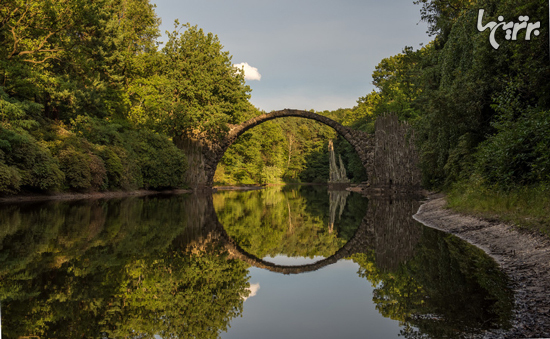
[413,196,550,338]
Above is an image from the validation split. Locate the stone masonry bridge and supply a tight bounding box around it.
[175,109,375,189]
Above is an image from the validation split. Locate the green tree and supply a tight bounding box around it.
[128,22,252,140]
[0,0,161,121]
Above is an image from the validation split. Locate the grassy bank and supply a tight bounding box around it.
[447,183,550,237]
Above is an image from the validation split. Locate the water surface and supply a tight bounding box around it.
[0,186,513,338]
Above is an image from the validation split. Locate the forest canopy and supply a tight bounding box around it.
[1,0,549,200]
[0,0,254,194]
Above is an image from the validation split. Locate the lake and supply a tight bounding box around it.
[0,186,513,338]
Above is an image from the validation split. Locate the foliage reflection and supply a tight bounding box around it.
[213,185,367,260]
[352,197,513,338]
[0,196,249,338]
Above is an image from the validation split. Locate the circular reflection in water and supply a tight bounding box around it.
[213,185,368,272]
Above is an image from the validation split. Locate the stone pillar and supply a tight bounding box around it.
[174,135,216,191]
[370,114,421,191]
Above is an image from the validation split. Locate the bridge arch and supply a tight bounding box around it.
[219,215,371,274]
[204,194,372,274]
[202,109,374,187]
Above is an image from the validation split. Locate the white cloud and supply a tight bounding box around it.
[243,282,260,301]
[234,62,262,81]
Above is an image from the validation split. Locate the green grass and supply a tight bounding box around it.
[447,182,550,237]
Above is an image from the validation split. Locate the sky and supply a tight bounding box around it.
[151,0,433,112]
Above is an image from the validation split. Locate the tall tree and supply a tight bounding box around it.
[127,22,252,140]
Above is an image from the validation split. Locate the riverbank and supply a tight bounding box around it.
[413,195,550,338]
[0,185,269,203]
[0,188,194,203]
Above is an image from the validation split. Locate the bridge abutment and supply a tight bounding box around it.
[174,134,221,190]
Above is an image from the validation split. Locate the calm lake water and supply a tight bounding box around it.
[0,186,513,338]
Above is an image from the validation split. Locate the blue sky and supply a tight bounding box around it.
[151,0,432,112]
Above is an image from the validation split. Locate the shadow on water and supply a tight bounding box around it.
[0,187,513,338]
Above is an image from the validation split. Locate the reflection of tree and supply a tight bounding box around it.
[351,197,513,338]
[328,189,349,233]
[353,250,424,325]
[0,196,249,338]
[213,186,366,259]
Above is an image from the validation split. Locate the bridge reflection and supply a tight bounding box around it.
[176,191,422,274]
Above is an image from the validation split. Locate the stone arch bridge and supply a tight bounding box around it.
[175,109,375,189]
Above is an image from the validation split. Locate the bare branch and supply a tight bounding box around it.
[16,30,56,55]
[9,26,21,58]
[23,54,60,64]
[19,48,63,56]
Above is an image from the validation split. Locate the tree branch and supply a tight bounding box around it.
[23,54,60,64]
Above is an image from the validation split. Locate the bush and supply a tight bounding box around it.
[0,162,21,194]
[125,130,187,189]
[0,118,187,193]
[57,148,106,191]
[475,109,550,188]
[71,116,124,146]
[26,145,65,190]
[0,128,64,191]
[99,146,125,189]
[57,148,92,190]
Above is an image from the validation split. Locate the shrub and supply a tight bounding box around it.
[26,145,65,190]
[0,128,64,191]
[126,131,187,189]
[57,148,92,190]
[88,153,107,190]
[0,162,21,194]
[57,148,106,191]
[99,146,124,189]
[71,116,123,146]
[475,109,550,188]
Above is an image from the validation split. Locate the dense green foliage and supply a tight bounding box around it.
[0,0,256,195]
[0,195,250,338]
[127,21,253,139]
[215,116,367,185]
[413,0,548,190]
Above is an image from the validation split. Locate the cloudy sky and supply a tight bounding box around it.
[152,0,432,112]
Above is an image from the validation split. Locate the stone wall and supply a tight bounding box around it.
[174,133,221,191]
[370,114,421,191]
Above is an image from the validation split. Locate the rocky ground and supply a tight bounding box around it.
[414,195,550,338]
